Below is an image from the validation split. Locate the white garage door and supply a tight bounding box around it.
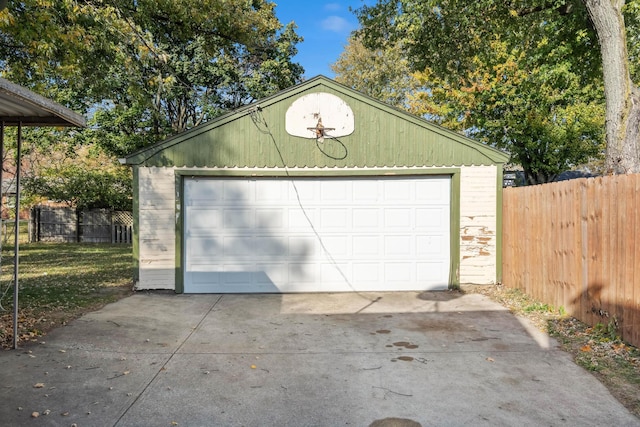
[184,176,450,293]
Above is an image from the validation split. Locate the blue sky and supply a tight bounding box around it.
[273,0,372,79]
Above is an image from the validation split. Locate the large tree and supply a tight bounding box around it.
[0,0,304,156]
[355,0,640,175]
[332,34,419,108]
[336,8,604,184]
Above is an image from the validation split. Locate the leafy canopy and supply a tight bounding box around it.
[22,145,132,211]
[350,0,607,183]
[0,0,304,157]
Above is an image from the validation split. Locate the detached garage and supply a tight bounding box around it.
[121,76,509,293]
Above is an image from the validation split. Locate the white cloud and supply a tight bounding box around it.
[321,15,351,33]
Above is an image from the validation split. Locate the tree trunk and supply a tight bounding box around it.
[583,0,640,174]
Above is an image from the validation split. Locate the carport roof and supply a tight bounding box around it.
[0,77,86,127]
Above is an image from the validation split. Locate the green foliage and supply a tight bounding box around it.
[23,146,133,211]
[593,319,621,342]
[624,0,640,83]
[332,34,418,108]
[23,163,132,210]
[356,0,600,82]
[352,0,608,184]
[523,301,553,313]
[0,0,304,157]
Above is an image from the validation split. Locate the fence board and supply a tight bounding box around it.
[503,174,640,348]
[629,179,640,343]
[31,207,133,244]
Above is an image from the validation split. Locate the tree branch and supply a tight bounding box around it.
[512,1,574,17]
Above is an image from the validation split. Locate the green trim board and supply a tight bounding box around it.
[449,171,461,288]
[172,167,461,293]
[495,167,504,284]
[132,167,140,284]
[174,173,184,294]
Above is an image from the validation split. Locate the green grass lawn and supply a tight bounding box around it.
[0,242,134,349]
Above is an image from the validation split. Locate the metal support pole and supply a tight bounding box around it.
[0,121,4,244]
[12,121,21,350]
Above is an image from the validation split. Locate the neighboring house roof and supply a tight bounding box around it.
[554,170,596,182]
[0,77,86,127]
[121,75,509,168]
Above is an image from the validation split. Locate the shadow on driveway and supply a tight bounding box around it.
[1,291,638,426]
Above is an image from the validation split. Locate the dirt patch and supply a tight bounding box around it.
[464,284,640,419]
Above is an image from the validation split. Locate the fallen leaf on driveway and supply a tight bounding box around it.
[486,357,495,363]
[33,383,45,388]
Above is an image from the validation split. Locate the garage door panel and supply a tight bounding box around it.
[253,236,289,257]
[256,182,284,201]
[289,262,316,283]
[289,180,317,200]
[321,180,348,201]
[353,262,380,282]
[416,180,449,203]
[352,180,379,201]
[416,235,447,255]
[352,236,381,256]
[384,263,413,282]
[187,208,222,230]
[256,209,285,229]
[352,208,380,228]
[223,236,256,256]
[187,236,221,256]
[255,264,287,283]
[288,236,316,258]
[222,180,251,201]
[385,181,412,201]
[223,209,254,229]
[320,263,351,284]
[320,209,349,228]
[416,208,447,228]
[384,235,413,256]
[384,209,412,228]
[184,177,450,293]
[321,235,350,256]
[288,209,315,229]
[185,180,222,206]
[417,262,448,284]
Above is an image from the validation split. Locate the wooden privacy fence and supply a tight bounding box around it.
[30,207,133,243]
[502,174,640,347]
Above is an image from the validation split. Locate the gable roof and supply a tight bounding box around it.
[121,75,508,167]
[0,78,86,127]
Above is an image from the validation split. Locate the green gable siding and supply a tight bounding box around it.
[123,77,508,168]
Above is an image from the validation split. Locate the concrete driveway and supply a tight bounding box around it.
[1,291,638,427]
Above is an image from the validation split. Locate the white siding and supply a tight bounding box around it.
[137,167,176,290]
[459,165,498,284]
